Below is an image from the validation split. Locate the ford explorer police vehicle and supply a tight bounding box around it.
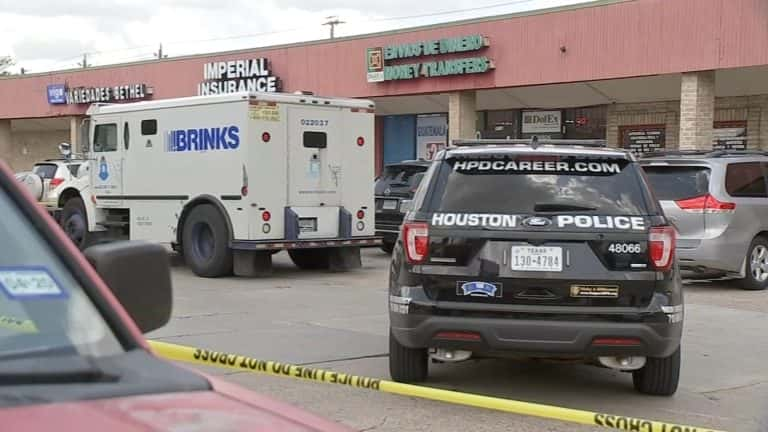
[54,92,379,278]
[388,138,683,396]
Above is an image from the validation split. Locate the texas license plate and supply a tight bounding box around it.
[382,199,399,210]
[510,246,563,272]
[298,218,317,233]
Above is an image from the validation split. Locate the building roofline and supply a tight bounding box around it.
[86,91,374,115]
[0,0,631,81]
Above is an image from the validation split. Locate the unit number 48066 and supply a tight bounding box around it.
[608,243,641,254]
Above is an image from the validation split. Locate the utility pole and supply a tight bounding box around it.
[154,43,167,59]
[323,16,345,39]
[78,53,90,68]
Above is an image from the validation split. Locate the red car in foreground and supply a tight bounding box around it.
[0,160,351,432]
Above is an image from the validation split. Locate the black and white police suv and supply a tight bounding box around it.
[388,139,683,396]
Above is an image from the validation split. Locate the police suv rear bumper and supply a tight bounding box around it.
[390,295,682,358]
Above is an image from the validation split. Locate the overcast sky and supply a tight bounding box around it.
[0,0,592,74]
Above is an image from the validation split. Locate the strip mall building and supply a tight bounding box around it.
[1,0,767,172]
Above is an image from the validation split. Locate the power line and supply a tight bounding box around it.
[154,43,168,59]
[323,16,345,39]
[77,53,90,68]
[29,0,590,72]
[367,0,541,22]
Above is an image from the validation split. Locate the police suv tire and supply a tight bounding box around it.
[389,330,428,383]
[740,236,768,290]
[288,249,330,270]
[182,204,233,278]
[632,346,680,396]
[60,197,90,250]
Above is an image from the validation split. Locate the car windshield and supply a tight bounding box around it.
[32,164,58,180]
[426,154,652,215]
[378,165,428,187]
[0,186,122,361]
[641,165,711,201]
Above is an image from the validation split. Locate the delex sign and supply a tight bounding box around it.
[367,34,494,82]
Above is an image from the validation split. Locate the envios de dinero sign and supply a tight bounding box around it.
[366,34,494,82]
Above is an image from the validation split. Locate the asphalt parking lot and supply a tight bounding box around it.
[148,249,768,432]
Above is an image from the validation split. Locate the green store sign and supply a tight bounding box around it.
[366,34,493,83]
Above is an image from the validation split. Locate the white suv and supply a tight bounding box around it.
[29,159,86,210]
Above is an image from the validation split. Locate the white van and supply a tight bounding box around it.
[57,92,379,277]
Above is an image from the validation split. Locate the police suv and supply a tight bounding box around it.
[388,139,683,395]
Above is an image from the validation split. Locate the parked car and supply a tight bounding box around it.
[375,160,431,253]
[640,150,768,290]
[389,139,683,395]
[0,159,351,432]
[28,158,87,211]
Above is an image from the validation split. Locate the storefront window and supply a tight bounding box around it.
[478,110,520,139]
[416,114,448,160]
[476,106,607,141]
[713,121,747,150]
[521,110,563,139]
[620,125,666,155]
[564,106,607,140]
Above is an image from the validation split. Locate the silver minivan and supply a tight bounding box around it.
[640,150,768,290]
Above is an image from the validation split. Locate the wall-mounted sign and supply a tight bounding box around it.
[416,114,447,160]
[713,121,747,150]
[620,125,665,154]
[47,83,150,105]
[366,34,493,83]
[521,110,562,134]
[198,58,281,95]
[47,84,67,104]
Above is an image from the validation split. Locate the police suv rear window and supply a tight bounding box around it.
[427,155,651,216]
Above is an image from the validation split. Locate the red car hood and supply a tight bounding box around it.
[0,388,351,432]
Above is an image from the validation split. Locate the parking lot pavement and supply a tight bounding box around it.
[149,249,768,432]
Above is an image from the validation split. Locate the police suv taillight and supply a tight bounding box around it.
[403,222,429,264]
[649,226,676,271]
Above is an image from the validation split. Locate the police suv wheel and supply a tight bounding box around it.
[288,249,330,270]
[740,236,768,290]
[632,347,680,396]
[389,329,428,383]
[60,197,90,250]
[182,204,233,278]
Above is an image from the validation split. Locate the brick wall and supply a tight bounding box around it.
[448,91,477,142]
[607,94,768,150]
[4,130,69,172]
[607,101,679,148]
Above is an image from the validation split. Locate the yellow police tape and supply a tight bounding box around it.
[149,340,723,432]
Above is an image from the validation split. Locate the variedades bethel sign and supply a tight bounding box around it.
[366,34,493,82]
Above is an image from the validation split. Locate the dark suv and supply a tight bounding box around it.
[375,160,431,253]
[388,139,683,395]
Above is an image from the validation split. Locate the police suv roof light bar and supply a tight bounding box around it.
[451,138,608,148]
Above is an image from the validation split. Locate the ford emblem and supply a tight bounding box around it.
[523,216,552,227]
